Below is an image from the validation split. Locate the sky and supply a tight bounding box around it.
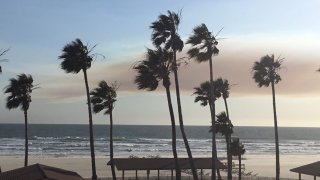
[1,0,320,127]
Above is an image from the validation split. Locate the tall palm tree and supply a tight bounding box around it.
[230,138,245,180]
[214,78,232,180]
[134,47,181,179]
[150,10,199,180]
[58,38,97,180]
[193,81,222,179]
[212,112,234,180]
[0,48,9,74]
[187,23,219,180]
[4,74,35,167]
[90,81,118,180]
[252,54,283,180]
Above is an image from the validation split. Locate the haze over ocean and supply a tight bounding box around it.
[1,124,319,157]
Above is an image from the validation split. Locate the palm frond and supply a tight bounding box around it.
[4,74,34,111]
[193,81,215,107]
[150,11,184,51]
[134,47,174,91]
[230,138,245,156]
[0,48,9,57]
[90,80,117,115]
[214,78,230,99]
[59,38,94,74]
[0,48,9,74]
[186,23,219,62]
[214,111,233,136]
[252,54,283,87]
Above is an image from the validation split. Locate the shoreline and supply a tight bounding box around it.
[1,154,319,179]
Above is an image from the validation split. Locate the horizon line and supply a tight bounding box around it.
[0,123,319,128]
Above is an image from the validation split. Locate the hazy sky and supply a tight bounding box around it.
[1,0,320,127]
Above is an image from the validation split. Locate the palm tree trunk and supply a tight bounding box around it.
[24,110,28,167]
[238,153,241,180]
[216,168,221,180]
[165,84,181,180]
[109,109,117,180]
[173,51,198,180]
[209,102,217,180]
[223,98,229,119]
[271,81,280,180]
[227,135,232,180]
[224,98,232,180]
[83,69,97,180]
[209,57,217,180]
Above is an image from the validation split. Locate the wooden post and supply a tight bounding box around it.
[122,170,125,180]
[171,169,173,180]
[314,176,316,180]
[136,170,138,180]
[147,170,150,180]
[201,169,203,180]
[157,169,160,180]
[299,173,301,180]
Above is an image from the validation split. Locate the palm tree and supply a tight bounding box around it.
[230,138,245,180]
[4,74,35,167]
[134,47,181,179]
[252,54,283,180]
[151,10,199,180]
[214,78,232,179]
[58,38,97,180]
[0,48,9,74]
[90,81,118,180]
[212,112,233,180]
[193,81,222,179]
[187,23,219,180]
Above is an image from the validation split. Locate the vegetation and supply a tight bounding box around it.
[214,78,233,179]
[0,48,9,74]
[193,81,222,179]
[252,54,283,180]
[58,38,98,180]
[230,138,246,180]
[90,81,118,180]
[0,9,296,180]
[150,10,198,180]
[213,112,234,180]
[134,47,181,179]
[187,23,219,180]
[4,74,35,167]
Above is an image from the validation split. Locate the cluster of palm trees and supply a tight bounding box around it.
[58,39,118,180]
[134,10,248,180]
[1,9,286,180]
[2,39,118,180]
[135,10,284,180]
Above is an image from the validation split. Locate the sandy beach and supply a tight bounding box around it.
[1,154,319,179]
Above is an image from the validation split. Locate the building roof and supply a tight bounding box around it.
[290,161,320,177]
[0,163,84,180]
[108,157,227,170]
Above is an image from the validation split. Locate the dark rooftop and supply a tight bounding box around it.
[0,163,85,180]
[290,161,320,177]
[108,157,227,171]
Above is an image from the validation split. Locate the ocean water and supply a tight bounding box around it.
[0,124,320,157]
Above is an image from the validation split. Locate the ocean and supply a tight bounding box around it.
[0,124,320,157]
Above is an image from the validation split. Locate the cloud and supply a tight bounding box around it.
[32,34,320,102]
